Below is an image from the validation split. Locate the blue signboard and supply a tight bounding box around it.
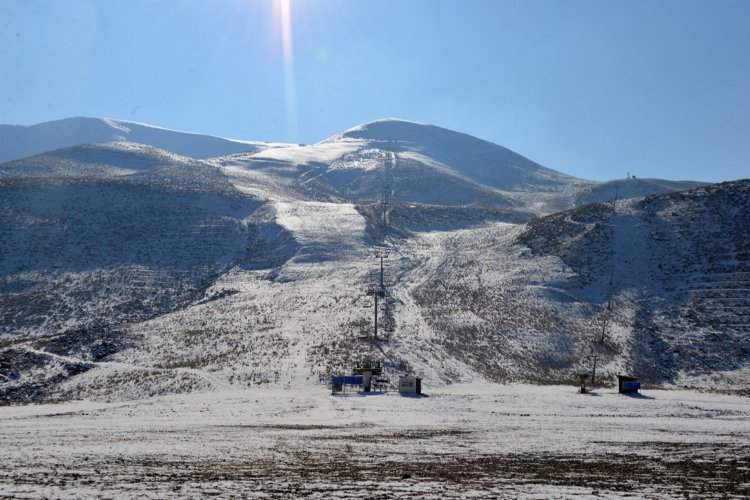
[332,375,364,386]
[622,381,641,391]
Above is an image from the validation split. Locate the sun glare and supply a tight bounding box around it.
[279,0,298,140]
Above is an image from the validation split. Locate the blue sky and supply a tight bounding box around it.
[1,0,748,182]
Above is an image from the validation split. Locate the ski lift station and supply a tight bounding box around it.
[330,359,424,396]
[331,359,391,394]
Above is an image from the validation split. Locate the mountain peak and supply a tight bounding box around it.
[329,118,460,145]
[314,117,586,194]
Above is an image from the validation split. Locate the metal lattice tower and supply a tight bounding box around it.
[366,251,394,341]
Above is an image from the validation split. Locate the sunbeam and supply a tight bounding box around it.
[279,0,298,140]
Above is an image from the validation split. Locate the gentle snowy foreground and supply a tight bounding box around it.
[2,384,748,498]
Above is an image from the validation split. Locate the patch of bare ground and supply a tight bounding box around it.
[216,423,346,431]
[306,428,471,442]
[3,442,747,498]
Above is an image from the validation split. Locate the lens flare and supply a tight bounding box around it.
[279,0,298,140]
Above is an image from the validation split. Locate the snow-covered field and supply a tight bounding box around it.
[1,383,748,498]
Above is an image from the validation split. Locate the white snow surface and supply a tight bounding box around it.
[0,383,748,498]
[272,201,368,262]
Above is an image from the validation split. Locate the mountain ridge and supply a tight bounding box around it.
[2,117,708,203]
[0,117,290,164]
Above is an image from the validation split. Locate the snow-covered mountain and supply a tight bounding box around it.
[216,118,591,211]
[1,117,745,404]
[332,118,583,192]
[2,117,702,212]
[0,117,289,164]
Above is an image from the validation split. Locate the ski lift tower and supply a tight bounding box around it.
[366,251,393,341]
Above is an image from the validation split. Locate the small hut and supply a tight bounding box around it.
[398,375,422,395]
[617,375,640,394]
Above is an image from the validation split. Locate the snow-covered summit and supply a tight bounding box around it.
[221,118,592,210]
[0,117,289,164]
[323,118,587,193]
[324,117,431,142]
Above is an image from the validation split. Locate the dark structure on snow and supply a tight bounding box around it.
[617,375,640,394]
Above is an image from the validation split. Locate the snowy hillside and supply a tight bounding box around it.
[0,119,746,404]
[0,117,290,163]
[0,142,202,179]
[0,154,275,400]
[518,180,750,386]
[386,180,749,391]
[217,142,520,209]
[2,176,748,404]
